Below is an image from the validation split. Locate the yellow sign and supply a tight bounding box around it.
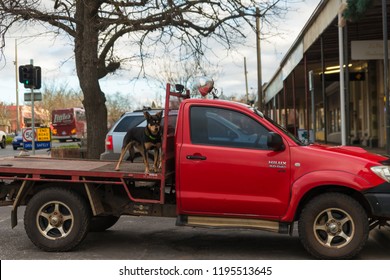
[36,128,51,141]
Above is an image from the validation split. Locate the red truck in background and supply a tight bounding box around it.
[51,107,87,142]
[0,80,390,259]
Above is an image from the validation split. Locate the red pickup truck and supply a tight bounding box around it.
[0,81,390,259]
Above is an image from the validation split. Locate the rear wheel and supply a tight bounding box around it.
[24,187,91,252]
[89,215,120,232]
[298,193,368,259]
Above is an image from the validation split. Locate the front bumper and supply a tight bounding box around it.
[364,182,390,218]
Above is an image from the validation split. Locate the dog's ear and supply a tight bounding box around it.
[156,110,163,119]
[144,111,151,120]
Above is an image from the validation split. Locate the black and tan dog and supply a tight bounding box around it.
[115,111,163,173]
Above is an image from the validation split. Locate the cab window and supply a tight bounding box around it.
[190,106,270,149]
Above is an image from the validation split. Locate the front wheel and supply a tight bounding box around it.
[298,193,368,259]
[24,187,91,252]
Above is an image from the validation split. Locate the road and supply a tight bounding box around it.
[0,204,390,260]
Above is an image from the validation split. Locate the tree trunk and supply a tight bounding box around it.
[74,1,108,159]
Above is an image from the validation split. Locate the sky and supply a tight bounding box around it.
[0,0,320,107]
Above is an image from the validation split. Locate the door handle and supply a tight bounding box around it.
[186,155,207,160]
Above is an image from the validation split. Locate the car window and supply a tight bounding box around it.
[190,106,270,149]
[136,112,178,134]
[113,115,145,132]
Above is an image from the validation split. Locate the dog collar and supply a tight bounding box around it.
[145,129,161,142]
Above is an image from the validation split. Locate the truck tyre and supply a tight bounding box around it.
[89,215,120,232]
[298,192,368,259]
[24,187,91,252]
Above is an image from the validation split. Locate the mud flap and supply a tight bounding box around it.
[11,208,17,228]
[11,178,30,228]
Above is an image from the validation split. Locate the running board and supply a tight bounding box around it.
[176,215,289,234]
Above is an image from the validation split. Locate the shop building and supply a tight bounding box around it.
[263,0,390,148]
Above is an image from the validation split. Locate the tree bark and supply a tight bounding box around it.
[74,1,107,159]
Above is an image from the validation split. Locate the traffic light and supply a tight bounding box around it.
[18,65,41,89]
[19,65,34,88]
[34,66,41,89]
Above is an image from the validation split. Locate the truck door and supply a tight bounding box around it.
[178,105,291,218]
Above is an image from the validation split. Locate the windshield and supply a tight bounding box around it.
[251,108,305,146]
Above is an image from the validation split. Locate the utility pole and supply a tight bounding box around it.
[14,39,20,133]
[30,59,36,155]
[256,7,263,111]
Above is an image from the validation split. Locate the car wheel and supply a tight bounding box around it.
[13,146,17,150]
[298,192,368,259]
[24,187,91,252]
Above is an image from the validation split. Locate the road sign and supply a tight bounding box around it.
[22,127,51,150]
[23,141,51,150]
[36,128,51,141]
[22,128,35,142]
[24,92,42,102]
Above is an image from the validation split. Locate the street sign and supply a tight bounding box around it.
[24,92,42,102]
[22,127,51,150]
[23,142,51,150]
[22,128,35,142]
[36,127,51,141]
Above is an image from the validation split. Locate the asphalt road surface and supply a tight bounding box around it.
[1,205,390,260]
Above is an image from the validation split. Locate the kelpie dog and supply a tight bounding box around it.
[115,111,163,173]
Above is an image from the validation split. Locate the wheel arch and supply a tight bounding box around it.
[293,185,372,222]
[23,182,90,205]
[12,181,92,228]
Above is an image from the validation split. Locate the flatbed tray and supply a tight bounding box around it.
[0,156,162,181]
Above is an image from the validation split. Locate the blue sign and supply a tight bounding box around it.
[23,141,51,150]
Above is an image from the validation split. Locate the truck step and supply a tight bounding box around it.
[176,215,290,234]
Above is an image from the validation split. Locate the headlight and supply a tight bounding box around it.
[371,166,390,182]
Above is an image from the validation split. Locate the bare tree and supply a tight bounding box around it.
[0,0,290,158]
[34,82,84,122]
[106,93,136,128]
[149,54,222,99]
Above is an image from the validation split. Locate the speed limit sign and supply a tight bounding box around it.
[22,128,36,142]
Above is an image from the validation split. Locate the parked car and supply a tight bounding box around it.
[12,133,23,150]
[100,109,163,160]
[0,130,6,149]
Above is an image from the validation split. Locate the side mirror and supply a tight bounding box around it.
[267,132,285,151]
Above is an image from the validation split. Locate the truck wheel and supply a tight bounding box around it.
[89,215,120,232]
[24,187,91,252]
[298,193,368,259]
